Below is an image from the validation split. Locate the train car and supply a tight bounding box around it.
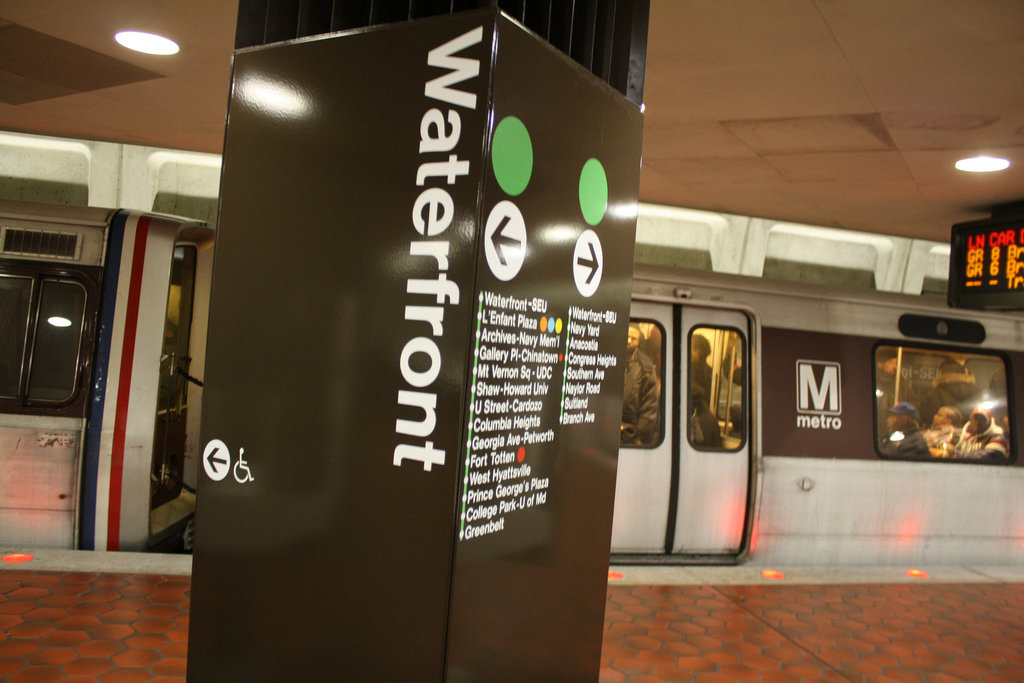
[0,199,213,552]
[612,263,1024,566]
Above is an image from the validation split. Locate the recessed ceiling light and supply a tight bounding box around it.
[955,156,1010,173]
[115,30,179,55]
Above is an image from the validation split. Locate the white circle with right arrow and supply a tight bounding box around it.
[483,200,526,281]
[573,229,603,297]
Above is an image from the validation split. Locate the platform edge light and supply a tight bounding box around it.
[114,31,180,56]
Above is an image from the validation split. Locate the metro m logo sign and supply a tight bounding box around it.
[795,360,842,430]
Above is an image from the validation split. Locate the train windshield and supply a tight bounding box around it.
[0,270,92,409]
[0,274,32,397]
[874,344,1012,463]
[27,279,87,402]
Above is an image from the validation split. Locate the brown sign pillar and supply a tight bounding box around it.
[188,9,644,681]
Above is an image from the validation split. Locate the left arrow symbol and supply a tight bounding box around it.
[483,201,527,281]
[203,439,231,481]
[491,214,521,266]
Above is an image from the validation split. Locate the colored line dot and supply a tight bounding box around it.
[579,158,608,226]
[492,116,533,197]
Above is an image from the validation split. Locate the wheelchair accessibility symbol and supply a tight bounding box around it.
[202,439,255,485]
[233,448,254,484]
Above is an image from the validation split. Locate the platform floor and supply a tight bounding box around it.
[2,553,1023,682]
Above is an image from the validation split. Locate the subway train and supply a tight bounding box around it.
[3,195,1021,569]
[613,263,1024,566]
[0,199,213,552]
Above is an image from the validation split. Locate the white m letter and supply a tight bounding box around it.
[797,362,840,413]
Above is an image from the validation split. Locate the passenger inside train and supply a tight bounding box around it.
[921,405,963,453]
[955,406,1010,462]
[873,344,1012,463]
[878,402,931,459]
[689,328,745,450]
[621,322,662,446]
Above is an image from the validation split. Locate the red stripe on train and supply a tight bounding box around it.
[106,217,150,550]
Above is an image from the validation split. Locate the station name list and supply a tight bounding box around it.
[459,290,619,541]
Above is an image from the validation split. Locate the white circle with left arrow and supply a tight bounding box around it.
[484,200,526,281]
[203,439,231,482]
[573,229,603,297]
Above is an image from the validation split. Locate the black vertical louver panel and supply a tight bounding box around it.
[369,0,411,24]
[523,1,553,41]
[234,0,648,105]
[264,0,302,43]
[296,0,335,37]
[235,0,270,49]
[331,2,373,30]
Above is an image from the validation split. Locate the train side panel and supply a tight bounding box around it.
[0,203,109,548]
[756,457,1024,565]
[618,266,1024,566]
[84,214,182,550]
[754,321,1024,565]
[1,200,211,552]
[0,415,83,547]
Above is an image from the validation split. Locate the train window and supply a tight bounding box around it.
[156,245,198,411]
[874,344,1012,463]
[0,275,32,397]
[26,279,87,402]
[689,327,746,451]
[0,265,95,412]
[621,319,664,447]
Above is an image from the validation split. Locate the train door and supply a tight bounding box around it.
[610,301,673,552]
[149,243,200,549]
[672,307,752,557]
[611,301,754,561]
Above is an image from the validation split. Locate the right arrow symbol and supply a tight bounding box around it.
[572,230,603,298]
[577,241,599,284]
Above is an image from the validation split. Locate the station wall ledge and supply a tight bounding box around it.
[0,131,949,295]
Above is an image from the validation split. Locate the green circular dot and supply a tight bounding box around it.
[492,116,533,197]
[579,158,607,226]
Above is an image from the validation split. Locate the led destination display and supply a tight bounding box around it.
[949,216,1024,310]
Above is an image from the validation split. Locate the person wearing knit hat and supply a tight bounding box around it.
[879,402,930,458]
[918,360,976,428]
[954,405,1009,462]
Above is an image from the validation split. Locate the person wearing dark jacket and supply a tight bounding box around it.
[621,324,660,445]
[918,360,976,428]
[879,402,930,458]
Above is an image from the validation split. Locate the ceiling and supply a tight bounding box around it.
[0,0,1022,242]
